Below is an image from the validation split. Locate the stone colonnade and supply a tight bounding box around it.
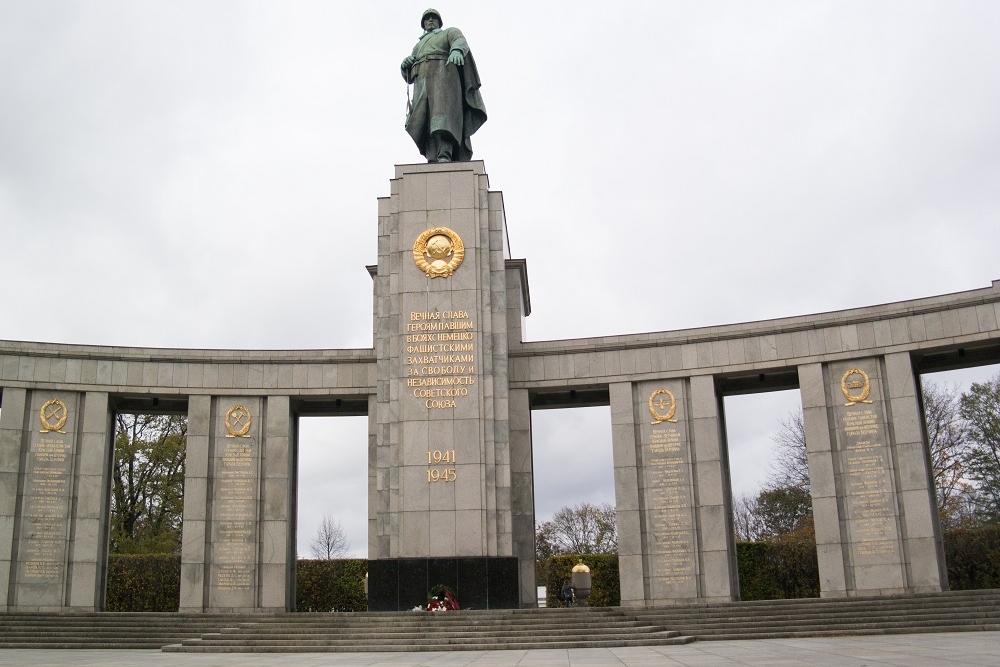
[1,161,999,611]
[0,350,372,612]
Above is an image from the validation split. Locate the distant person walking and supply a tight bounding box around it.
[561,581,575,607]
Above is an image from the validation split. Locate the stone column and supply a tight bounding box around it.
[260,395,293,611]
[610,381,644,607]
[883,352,947,592]
[206,396,263,612]
[67,392,112,610]
[799,362,849,597]
[11,391,81,610]
[0,387,28,610]
[689,375,737,602]
[180,395,211,612]
[509,388,535,607]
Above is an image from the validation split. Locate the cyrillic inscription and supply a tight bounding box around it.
[405,311,476,409]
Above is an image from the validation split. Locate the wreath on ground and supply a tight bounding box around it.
[426,584,460,612]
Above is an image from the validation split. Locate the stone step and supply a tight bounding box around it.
[638,607,1000,625]
[180,629,684,646]
[622,590,1000,641]
[191,626,667,641]
[164,634,694,653]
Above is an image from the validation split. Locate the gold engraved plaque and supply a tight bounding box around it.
[649,389,678,424]
[225,404,252,438]
[841,368,874,406]
[413,227,465,278]
[39,398,69,434]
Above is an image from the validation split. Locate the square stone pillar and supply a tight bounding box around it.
[688,375,738,602]
[0,387,28,610]
[509,388,535,607]
[260,395,294,611]
[67,392,112,610]
[799,363,849,597]
[180,394,211,612]
[7,391,86,610]
[370,161,519,610]
[610,382,644,607]
[883,352,947,592]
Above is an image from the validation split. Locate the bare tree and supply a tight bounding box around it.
[535,502,617,555]
[732,491,767,542]
[768,411,810,493]
[922,379,974,526]
[310,515,349,559]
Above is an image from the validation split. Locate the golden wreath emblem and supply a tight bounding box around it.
[413,227,465,278]
[841,368,874,406]
[225,404,252,438]
[648,389,678,424]
[39,398,69,434]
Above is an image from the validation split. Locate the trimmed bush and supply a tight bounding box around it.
[295,558,368,612]
[106,553,180,611]
[736,537,819,600]
[944,524,1000,590]
[544,554,620,607]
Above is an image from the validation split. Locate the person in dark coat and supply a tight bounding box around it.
[561,581,575,607]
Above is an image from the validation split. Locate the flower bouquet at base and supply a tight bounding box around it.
[426,584,460,612]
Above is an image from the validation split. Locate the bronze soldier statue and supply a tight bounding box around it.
[401,9,487,163]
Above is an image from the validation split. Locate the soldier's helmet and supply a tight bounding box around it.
[421,9,442,28]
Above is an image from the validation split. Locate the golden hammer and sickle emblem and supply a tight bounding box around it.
[225,404,252,438]
[648,389,678,424]
[39,399,69,434]
[841,368,874,406]
[412,227,465,278]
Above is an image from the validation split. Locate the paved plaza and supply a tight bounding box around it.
[1,632,998,667]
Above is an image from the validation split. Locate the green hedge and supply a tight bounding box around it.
[736,539,819,600]
[112,528,1000,611]
[106,553,181,611]
[944,524,1000,590]
[544,554,620,607]
[295,559,368,612]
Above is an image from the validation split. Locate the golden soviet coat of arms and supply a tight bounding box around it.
[413,227,465,278]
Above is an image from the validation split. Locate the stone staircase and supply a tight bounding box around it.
[629,589,1000,640]
[2,590,999,652]
[163,607,692,652]
[0,612,265,649]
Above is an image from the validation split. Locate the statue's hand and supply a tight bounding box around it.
[447,51,464,66]
[401,55,416,69]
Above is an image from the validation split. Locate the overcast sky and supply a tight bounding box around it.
[2,2,999,558]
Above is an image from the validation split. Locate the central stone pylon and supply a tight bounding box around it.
[368,161,530,610]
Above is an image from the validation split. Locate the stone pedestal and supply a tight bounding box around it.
[370,161,523,610]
